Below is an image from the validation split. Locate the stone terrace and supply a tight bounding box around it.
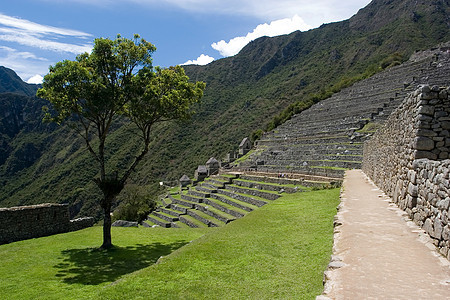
[145,173,332,228]
[234,47,450,178]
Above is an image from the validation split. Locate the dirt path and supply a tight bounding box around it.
[321,169,450,300]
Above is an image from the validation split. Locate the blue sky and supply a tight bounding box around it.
[0,0,372,83]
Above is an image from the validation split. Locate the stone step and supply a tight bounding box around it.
[152,211,179,222]
[209,193,256,212]
[259,158,362,169]
[172,221,191,228]
[186,210,221,227]
[169,195,196,209]
[196,203,237,223]
[159,207,184,217]
[232,179,301,193]
[188,189,210,198]
[170,203,189,214]
[239,171,339,183]
[179,215,206,228]
[195,185,217,194]
[205,178,228,188]
[253,165,346,178]
[146,214,171,228]
[200,182,221,190]
[203,198,246,218]
[226,184,280,200]
[217,189,267,207]
[258,151,364,161]
[213,174,236,183]
[181,193,204,203]
[161,197,171,207]
[169,222,181,228]
[239,174,310,186]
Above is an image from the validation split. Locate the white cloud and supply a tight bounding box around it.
[211,15,312,57]
[0,13,91,38]
[0,13,92,54]
[181,54,215,66]
[0,46,50,81]
[0,30,92,54]
[0,46,47,61]
[27,74,44,84]
[0,13,93,82]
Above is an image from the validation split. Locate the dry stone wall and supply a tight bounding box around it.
[0,203,94,244]
[363,85,450,259]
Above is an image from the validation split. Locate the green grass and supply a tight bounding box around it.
[356,122,382,133]
[99,188,340,299]
[1,188,340,299]
[0,226,209,300]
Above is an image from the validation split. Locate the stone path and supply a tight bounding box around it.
[321,169,450,300]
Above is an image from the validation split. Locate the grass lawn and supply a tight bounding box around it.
[0,188,339,300]
[99,188,340,299]
[0,226,209,300]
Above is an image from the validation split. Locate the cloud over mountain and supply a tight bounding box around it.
[182,54,215,66]
[211,15,312,57]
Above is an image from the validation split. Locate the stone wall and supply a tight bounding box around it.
[0,203,94,245]
[363,85,450,260]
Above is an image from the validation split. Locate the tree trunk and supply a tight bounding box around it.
[100,197,113,249]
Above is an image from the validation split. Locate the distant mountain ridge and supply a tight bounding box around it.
[0,0,449,219]
[0,66,39,96]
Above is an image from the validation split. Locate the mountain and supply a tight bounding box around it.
[0,0,449,219]
[0,66,39,96]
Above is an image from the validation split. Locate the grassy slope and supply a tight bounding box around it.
[99,188,340,299]
[0,188,339,300]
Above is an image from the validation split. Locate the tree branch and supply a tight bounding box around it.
[119,124,152,185]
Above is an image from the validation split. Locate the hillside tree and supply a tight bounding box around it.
[37,35,205,249]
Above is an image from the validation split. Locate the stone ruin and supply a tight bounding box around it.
[363,85,450,260]
[206,157,220,176]
[232,46,450,178]
[194,165,208,182]
[179,174,191,188]
[0,203,94,245]
[239,137,252,156]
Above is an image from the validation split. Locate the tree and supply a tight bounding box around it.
[37,35,205,249]
[112,184,159,224]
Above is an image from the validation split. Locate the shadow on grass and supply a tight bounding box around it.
[54,241,188,285]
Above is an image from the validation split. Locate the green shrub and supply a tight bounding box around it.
[250,129,264,142]
[113,185,159,223]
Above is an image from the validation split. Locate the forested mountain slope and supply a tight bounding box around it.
[0,0,449,219]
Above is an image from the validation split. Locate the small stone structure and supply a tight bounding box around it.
[223,151,239,163]
[363,85,450,260]
[239,137,252,156]
[206,157,220,176]
[0,203,94,245]
[194,165,208,181]
[179,174,191,188]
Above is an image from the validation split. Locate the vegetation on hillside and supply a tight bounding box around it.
[259,52,405,134]
[0,0,449,217]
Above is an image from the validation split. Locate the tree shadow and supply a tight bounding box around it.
[54,241,188,285]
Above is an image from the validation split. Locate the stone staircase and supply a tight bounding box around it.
[233,48,450,178]
[145,173,330,228]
